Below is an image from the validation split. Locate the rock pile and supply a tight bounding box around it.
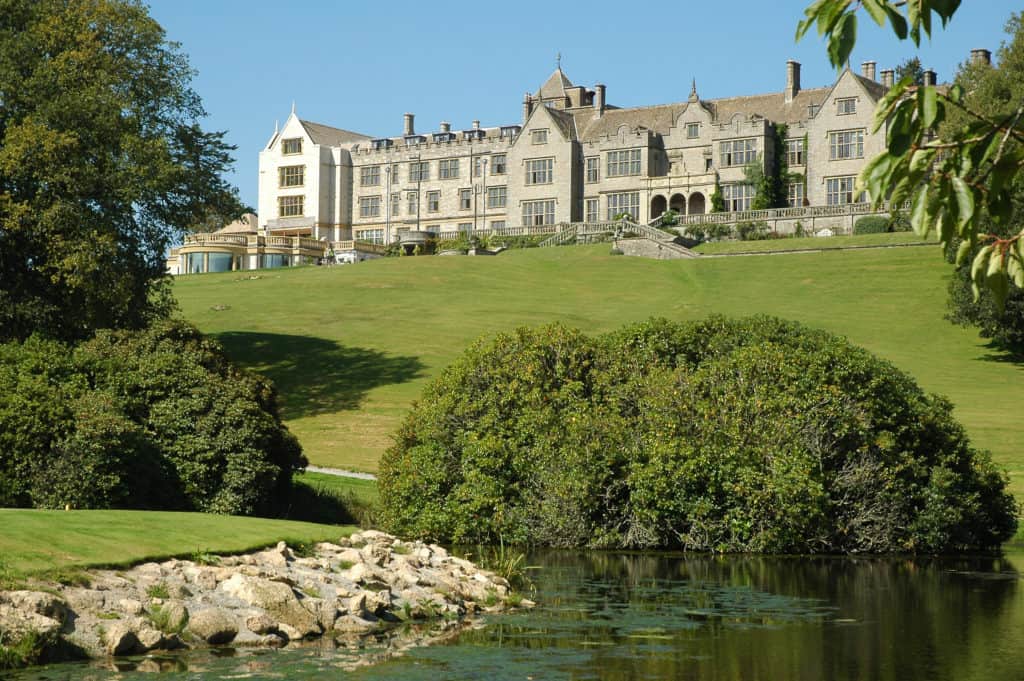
[0,530,532,661]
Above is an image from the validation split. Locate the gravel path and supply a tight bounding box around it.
[306,465,377,481]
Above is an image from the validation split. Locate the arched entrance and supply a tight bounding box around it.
[688,192,706,215]
[651,195,667,219]
[669,193,686,214]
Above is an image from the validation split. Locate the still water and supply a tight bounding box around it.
[12,549,1024,680]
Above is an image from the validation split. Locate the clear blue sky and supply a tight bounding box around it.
[148,0,1019,210]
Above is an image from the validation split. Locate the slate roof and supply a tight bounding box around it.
[536,68,573,100]
[570,85,837,141]
[299,119,371,146]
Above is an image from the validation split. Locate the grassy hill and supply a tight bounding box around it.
[173,242,1024,500]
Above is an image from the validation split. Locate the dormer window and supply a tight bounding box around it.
[500,125,521,139]
[464,129,485,141]
[433,132,456,143]
[282,138,302,155]
[371,138,393,150]
[837,98,857,115]
[404,135,426,146]
[532,129,549,144]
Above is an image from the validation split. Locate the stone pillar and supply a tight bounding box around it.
[403,113,415,136]
[785,60,801,103]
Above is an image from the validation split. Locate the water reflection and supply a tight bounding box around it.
[10,551,1024,681]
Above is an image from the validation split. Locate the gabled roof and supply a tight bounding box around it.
[537,68,573,100]
[851,72,889,100]
[569,84,833,142]
[544,106,578,140]
[299,119,371,146]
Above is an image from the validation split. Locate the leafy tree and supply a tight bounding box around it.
[0,320,306,514]
[379,317,1016,553]
[895,56,925,85]
[797,2,1024,310]
[0,0,244,342]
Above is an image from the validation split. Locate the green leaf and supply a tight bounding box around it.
[829,12,857,69]
[918,86,938,129]
[910,183,930,235]
[971,245,993,286]
[882,3,909,39]
[951,176,975,233]
[1009,254,1024,289]
[887,99,915,156]
[862,0,887,26]
[874,78,912,133]
[955,239,973,267]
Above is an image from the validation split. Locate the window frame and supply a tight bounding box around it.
[606,149,642,177]
[606,192,640,221]
[358,195,381,218]
[531,129,549,144]
[281,138,303,155]
[486,185,507,209]
[829,129,865,160]
[459,188,473,210]
[426,190,440,213]
[278,165,304,188]
[439,158,460,180]
[525,158,554,185]
[491,154,507,175]
[277,195,304,217]
[686,122,700,139]
[585,157,600,183]
[836,97,857,115]
[719,138,758,167]
[360,165,381,186]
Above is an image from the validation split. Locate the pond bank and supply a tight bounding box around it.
[0,530,530,669]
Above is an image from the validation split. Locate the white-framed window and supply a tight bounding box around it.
[490,220,506,230]
[720,138,757,167]
[355,228,384,244]
[281,138,302,155]
[607,149,642,177]
[526,158,553,185]
[829,130,864,160]
[786,138,805,166]
[426,190,440,212]
[722,184,755,212]
[278,165,304,188]
[278,195,304,217]
[826,176,863,205]
[391,192,400,217]
[491,154,506,175]
[358,195,381,218]
[439,159,459,179]
[686,122,700,138]
[787,182,805,207]
[487,186,507,209]
[522,199,555,225]
[407,191,418,214]
[607,192,640,221]
[360,165,380,186]
[837,98,857,115]
[409,161,430,182]
[585,198,599,222]
[459,188,472,210]
[585,157,599,183]
[531,129,548,144]
[457,222,473,232]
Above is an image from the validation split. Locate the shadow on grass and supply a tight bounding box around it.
[214,332,425,418]
[976,340,1024,368]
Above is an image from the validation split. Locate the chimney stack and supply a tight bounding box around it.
[923,69,937,86]
[861,61,877,81]
[594,83,606,117]
[970,48,992,66]
[472,120,480,130]
[522,93,534,124]
[440,121,450,133]
[785,60,801,103]
[403,113,415,136]
[880,69,894,89]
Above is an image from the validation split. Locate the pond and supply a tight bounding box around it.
[11,549,1024,680]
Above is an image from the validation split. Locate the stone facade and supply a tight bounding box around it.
[256,59,930,245]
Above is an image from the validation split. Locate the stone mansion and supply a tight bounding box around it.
[255,56,942,247]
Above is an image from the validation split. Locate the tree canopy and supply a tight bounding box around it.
[0,0,244,342]
[797,1,1024,311]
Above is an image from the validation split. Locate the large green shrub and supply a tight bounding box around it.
[379,317,1017,553]
[0,320,305,514]
[854,216,890,234]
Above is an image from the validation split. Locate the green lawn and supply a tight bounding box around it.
[296,471,379,504]
[0,510,353,576]
[173,243,1024,501]
[693,230,932,254]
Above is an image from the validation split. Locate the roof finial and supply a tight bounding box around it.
[689,78,699,103]
[556,52,562,70]
[291,100,296,116]
[274,119,279,134]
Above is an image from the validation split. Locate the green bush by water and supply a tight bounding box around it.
[379,316,1017,553]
